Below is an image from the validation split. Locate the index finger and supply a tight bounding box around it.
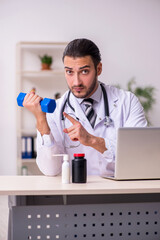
[63,112,78,125]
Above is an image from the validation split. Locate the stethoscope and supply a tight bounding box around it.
[61,83,113,127]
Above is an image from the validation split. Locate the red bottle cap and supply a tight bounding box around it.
[74,153,85,157]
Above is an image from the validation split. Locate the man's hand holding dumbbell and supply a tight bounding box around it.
[24,92,50,135]
[17,92,56,135]
[23,92,43,116]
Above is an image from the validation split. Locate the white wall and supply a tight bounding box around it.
[0,0,160,175]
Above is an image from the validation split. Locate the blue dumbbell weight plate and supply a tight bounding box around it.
[41,98,56,113]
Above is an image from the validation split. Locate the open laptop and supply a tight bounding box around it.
[106,127,160,180]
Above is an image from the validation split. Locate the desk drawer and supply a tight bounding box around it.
[11,202,160,240]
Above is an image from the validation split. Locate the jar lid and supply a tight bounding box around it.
[74,153,85,157]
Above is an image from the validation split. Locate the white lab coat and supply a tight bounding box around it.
[36,84,147,176]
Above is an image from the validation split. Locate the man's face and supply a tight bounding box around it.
[64,56,102,98]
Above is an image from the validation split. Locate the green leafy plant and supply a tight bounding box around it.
[117,78,156,125]
[39,54,52,65]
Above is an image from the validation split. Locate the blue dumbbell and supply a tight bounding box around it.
[17,92,56,113]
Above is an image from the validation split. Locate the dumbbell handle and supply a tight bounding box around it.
[17,92,56,113]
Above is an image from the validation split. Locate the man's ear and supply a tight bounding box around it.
[97,62,102,76]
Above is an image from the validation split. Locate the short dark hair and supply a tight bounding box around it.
[62,38,101,69]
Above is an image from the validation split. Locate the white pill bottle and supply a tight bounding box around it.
[62,154,70,184]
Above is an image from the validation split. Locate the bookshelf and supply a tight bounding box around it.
[16,42,68,175]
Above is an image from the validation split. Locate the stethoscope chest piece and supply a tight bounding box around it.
[104,116,113,127]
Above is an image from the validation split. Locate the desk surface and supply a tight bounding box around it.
[0,175,160,195]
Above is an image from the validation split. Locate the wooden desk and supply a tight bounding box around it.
[0,175,160,195]
[1,176,160,240]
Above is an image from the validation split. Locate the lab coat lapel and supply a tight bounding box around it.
[107,87,119,114]
[95,86,119,126]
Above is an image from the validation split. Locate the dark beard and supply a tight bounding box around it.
[70,76,98,99]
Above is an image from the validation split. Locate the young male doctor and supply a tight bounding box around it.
[23,38,147,177]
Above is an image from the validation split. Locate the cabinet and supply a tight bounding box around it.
[16,42,68,175]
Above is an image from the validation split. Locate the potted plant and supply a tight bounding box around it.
[116,78,156,125]
[39,54,53,70]
[127,79,155,125]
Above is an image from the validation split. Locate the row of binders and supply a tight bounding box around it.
[21,136,37,159]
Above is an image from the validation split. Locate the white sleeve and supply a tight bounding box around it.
[124,93,148,127]
[41,132,54,147]
[103,137,115,159]
[98,137,115,177]
[36,129,64,176]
